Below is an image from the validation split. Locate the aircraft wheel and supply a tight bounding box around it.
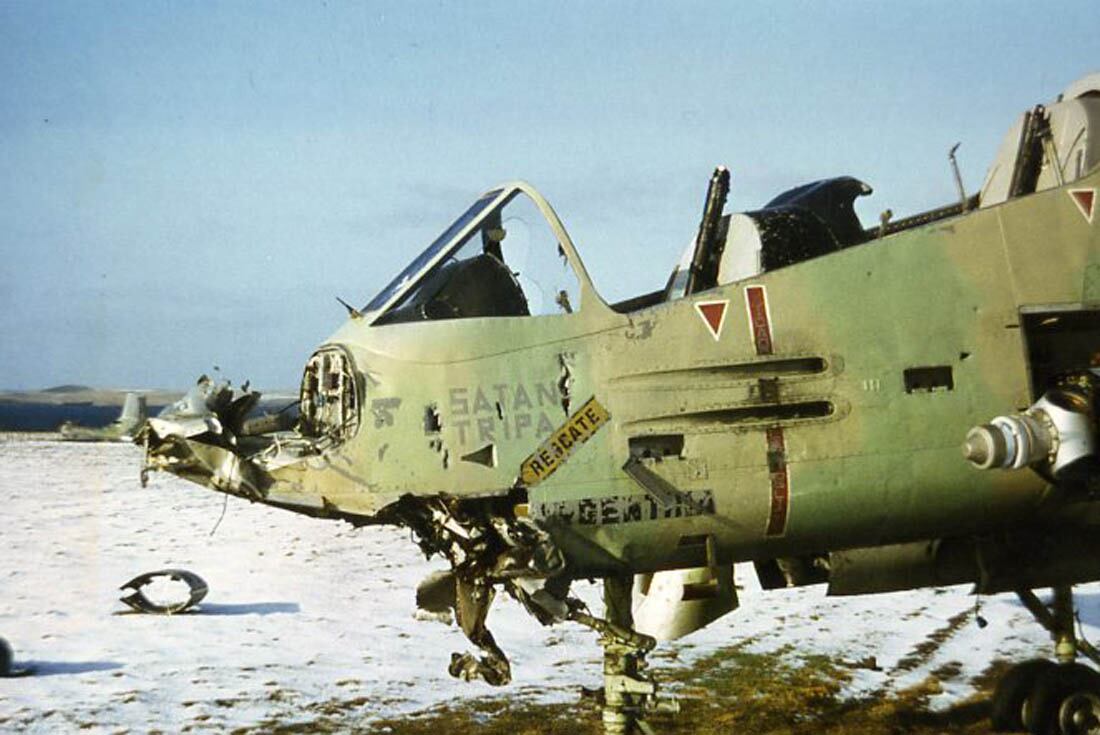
[1059,692,1100,735]
[992,659,1055,731]
[1025,663,1100,735]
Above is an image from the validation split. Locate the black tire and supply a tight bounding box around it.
[1059,692,1100,735]
[1026,663,1100,735]
[0,638,10,677]
[993,659,1056,732]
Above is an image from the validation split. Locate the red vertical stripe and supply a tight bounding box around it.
[746,286,773,355]
[765,426,789,537]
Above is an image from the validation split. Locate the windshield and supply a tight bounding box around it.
[363,190,502,313]
[367,186,582,325]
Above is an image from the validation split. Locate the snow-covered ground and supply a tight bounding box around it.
[2,437,1097,733]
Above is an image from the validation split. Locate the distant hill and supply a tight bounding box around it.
[0,387,175,431]
[0,387,182,407]
[0,386,297,407]
[0,385,297,431]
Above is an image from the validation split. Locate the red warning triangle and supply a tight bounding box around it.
[1070,188,1095,223]
[695,300,728,341]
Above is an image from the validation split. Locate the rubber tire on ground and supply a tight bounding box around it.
[992,659,1056,732]
[1026,663,1100,735]
[0,637,11,677]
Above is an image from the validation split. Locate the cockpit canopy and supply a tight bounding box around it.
[366,184,583,325]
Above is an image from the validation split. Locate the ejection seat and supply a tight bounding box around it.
[979,72,1100,207]
[653,73,1100,308]
[665,176,873,300]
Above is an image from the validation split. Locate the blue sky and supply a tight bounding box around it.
[1,1,1096,389]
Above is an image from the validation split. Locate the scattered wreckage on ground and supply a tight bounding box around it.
[141,72,1100,735]
[118,569,209,615]
[59,392,147,443]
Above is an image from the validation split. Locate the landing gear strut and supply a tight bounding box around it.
[570,575,679,735]
[992,585,1100,734]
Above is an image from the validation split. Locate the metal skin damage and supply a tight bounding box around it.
[139,76,1100,735]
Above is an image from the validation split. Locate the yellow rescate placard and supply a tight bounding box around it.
[520,396,610,486]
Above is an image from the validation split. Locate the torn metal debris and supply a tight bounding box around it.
[394,493,631,687]
[139,374,286,498]
[556,352,574,415]
[119,569,209,614]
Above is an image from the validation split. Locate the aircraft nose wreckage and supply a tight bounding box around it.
[143,73,1100,734]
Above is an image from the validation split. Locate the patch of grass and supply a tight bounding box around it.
[236,646,1008,735]
[931,660,964,682]
[658,643,847,732]
[369,699,596,735]
[893,610,971,674]
[308,696,372,716]
[972,659,1015,691]
[266,688,297,703]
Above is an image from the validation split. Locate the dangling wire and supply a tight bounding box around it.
[210,493,229,537]
[974,593,989,629]
[1076,610,1095,650]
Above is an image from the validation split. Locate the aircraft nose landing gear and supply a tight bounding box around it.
[991,586,1100,734]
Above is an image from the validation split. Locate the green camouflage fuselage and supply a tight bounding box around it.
[245,168,1097,578]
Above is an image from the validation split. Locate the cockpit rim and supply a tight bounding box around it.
[364,180,604,326]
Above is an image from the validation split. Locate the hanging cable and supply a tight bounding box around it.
[209,493,229,537]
